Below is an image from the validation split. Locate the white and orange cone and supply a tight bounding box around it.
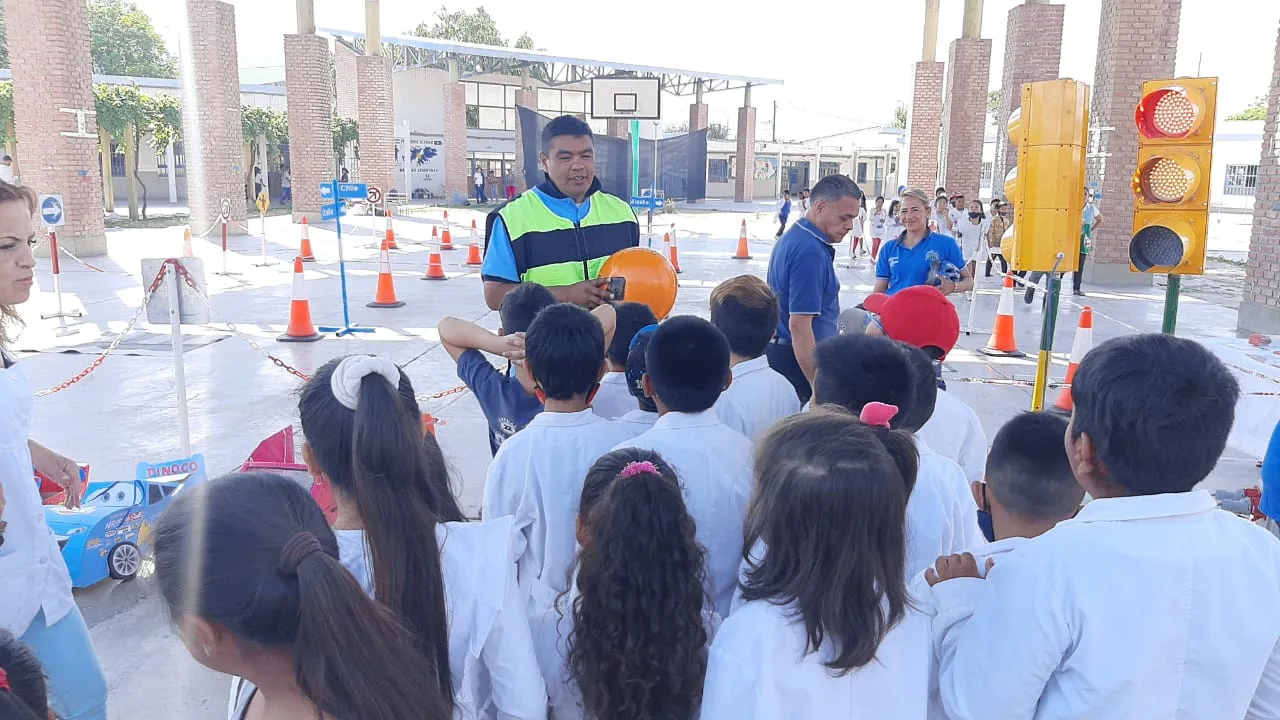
[733,219,751,260]
[298,217,316,262]
[182,227,194,258]
[277,257,322,342]
[978,274,1026,357]
[367,239,405,308]
[465,223,483,266]
[1054,306,1093,412]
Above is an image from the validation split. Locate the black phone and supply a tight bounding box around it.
[604,276,626,302]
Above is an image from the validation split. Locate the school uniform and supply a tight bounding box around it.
[918,389,988,484]
[612,409,754,617]
[906,438,984,579]
[714,356,802,441]
[931,490,1280,720]
[614,408,658,436]
[701,598,930,719]
[591,371,636,420]
[483,409,637,595]
[335,517,546,719]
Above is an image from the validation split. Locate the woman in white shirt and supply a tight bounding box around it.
[953,200,991,297]
[869,195,889,260]
[298,355,546,719]
[0,181,108,720]
[533,448,717,720]
[702,409,930,720]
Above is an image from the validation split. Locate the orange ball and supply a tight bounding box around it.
[598,247,679,320]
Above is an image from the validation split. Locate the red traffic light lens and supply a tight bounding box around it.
[1129,225,1186,271]
[1136,88,1199,139]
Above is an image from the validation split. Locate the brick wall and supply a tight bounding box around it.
[735,105,757,202]
[1239,21,1280,332]
[1086,0,1181,282]
[442,82,470,200]
[939,38,993,202]
[4,0,106,255]
[181,0,247,232]
[284,34,335,222]
[607,119,631,139]
[993,2,1065,199]
[356,54,395,196]
[689,103,709,132]
[513,88,537,192]
[334,42,359,121]
[908,62,945,191]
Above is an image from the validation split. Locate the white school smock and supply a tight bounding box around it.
[918,390,988,484]
[336,518,546,719]
[931,210,954,238]
[885,217,905,241]
[714,356,802,441]
[590,372,635,421]
[612,410,753,618]
[851,207,866,239]
[954,218,990,264]
[483,409,637,595]
[918,436,985,552]
[931,490,1280,720]
[701,598,930,719]
[870,207,888,240]
[614,408,658,436]
[904,437,980,579]
[0,351,75,636]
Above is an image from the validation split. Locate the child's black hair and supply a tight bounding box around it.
[1070,333,1239,494]
[524,303,606,401]
[626,326,659,413]
[743,410,918,674]
[0,630,49,720]
[986,412,1082,520]
[812,333,916,430]
[645,315,731,413]
[570,449,710,720]
[499,282,557,335]
[154,472,452,720]
[608,302,658,367]
[709,275,780,360]
[898,342,938,432]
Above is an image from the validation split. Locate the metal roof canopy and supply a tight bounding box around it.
[318,27,782,96]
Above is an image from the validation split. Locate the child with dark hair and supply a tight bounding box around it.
[0,630,52,720]
[533,449,717,720]
[439,282,556,455]
[485,303,637,596]
[702,410,929,717]
[299,355,544,718]
[928,334,1280,719]
[710,275,802,440]
[613,316,752,617]
[592,302,657,420]
[155,472,454,720]
[616,324,660,434]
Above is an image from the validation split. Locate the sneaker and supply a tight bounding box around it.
[1024,288,1036,304]
[1073,290,1086,297]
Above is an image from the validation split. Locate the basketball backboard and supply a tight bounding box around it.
[590,77,661,120]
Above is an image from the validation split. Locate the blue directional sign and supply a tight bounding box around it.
[39,194,65,227]
[320,202,348,222]
[630,195,661,211]
[337,182,368,199]
[319,183,334,200]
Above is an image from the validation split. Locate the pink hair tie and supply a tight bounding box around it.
[859,402,898,429]
[619,461,660,479]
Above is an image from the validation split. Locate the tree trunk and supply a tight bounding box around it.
[99,127,115,213]
[124,124,139,221]
[131,130,148,220]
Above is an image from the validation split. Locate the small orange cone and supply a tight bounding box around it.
[665,232,682,273]
[432,225,439,243]
[298,217,316,262]
[465,223,483,266]
[441,225,454,250]
[277,257,322,342]
[182,227,194,258]
[1054,306,1093,412]
[385,206,398,250]
[733,219,751,260]
[422,234,447,281]
[367,239,405,308]
[978,274,1026,358]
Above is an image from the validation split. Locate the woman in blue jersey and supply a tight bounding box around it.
[873,189,973,297]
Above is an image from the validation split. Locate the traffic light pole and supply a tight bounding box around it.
[1162,274,1180,335]
[1031,253,1065,412]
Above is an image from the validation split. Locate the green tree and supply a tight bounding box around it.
[88,0,177,78]
[242,106,289,200]
[332,117,360,171]
[893,102,907,129]
[413,6,542,77]
[0,12,9,69]
[94,83,151,218]
[1228,95,1269,121]
[144,94,182,150]
[988,90,1002,124]
[0,81,12,143]
[708,123,731,141]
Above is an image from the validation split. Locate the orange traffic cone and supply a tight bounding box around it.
[385,206,398,250]
[666,232,682,273]
[465,224,483,266]
[277,257,322,342]
[182,227,193,258]
[441,225,454,250]
[298,217,316,261]
[431,225,439,244]
[1053,306,1093,412]
[367,239,405,308]
[422,243,447,280]
[733,220,751,260]
[978,274,1026,357]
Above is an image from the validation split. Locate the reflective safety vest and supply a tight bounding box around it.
[495,185,639,287]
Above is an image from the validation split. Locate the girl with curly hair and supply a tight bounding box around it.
[532,448,716,720]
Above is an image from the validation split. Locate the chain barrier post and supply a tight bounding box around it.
[39,228,82,336]
[166,260,192,456]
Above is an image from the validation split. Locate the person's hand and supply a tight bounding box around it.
[30,442,83,509]
[925,553,994,586]
[497,332,525,361]
[560,279,610,308]
[938,277,957,295]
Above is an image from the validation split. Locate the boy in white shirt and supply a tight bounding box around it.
[927,334,1280,720]
[612,316,753,617]
[483,303,635,596]
[592,302,656,420]
[710,275,802,441]
[614,324,660,435]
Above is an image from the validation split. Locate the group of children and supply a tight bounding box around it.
[8,270,1280,720]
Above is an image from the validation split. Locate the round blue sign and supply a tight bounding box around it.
[40,195,64,226]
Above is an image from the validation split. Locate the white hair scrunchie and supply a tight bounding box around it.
[330,355,401,410]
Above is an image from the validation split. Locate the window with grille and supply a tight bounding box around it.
[1224,164,1258,196]
[708,158,729,183]
[981,161,993,188]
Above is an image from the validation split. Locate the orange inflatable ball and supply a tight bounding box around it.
[598,247,678,320]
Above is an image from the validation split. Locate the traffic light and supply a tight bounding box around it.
[1000,79,1091,273]
[1129,78,1217,275]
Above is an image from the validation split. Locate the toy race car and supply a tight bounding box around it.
[43,474,195,587]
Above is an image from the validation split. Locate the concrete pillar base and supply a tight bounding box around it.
[940,38,992,201]
[907,61,946,191]
[1238,300,1280,335]
[1087,262,1153,286]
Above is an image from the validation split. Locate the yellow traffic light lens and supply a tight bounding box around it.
[1129,225,1187,271]
[1137,156,1195,204]
[1152,92,1196,137]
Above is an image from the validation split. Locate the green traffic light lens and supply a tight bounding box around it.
[1130,226,1186,271]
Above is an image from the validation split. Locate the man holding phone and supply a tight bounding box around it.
[481,115,640,310]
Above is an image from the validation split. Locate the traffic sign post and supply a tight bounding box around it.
[254,191,273,267]
[36,195,81,335]
[317,180,375,337]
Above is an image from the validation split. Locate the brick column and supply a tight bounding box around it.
[4,0,106,255]
[1086,0,1181,285]
[607,119,631,139]
[442,82,470,201]
[1239,21,1280,333]
[939,38,992,201]
[513,87,537,193]
[734,105,757,202]
[689,103,709,132]
[334,41,359,120]
[907,62,945,191]
[356,55,395,195]
[283,34,335,223]
[181,0,247,233]
[992,2,1065,199]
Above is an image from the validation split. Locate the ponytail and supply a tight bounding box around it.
[0,630,49,720]
[869,426,919,497]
